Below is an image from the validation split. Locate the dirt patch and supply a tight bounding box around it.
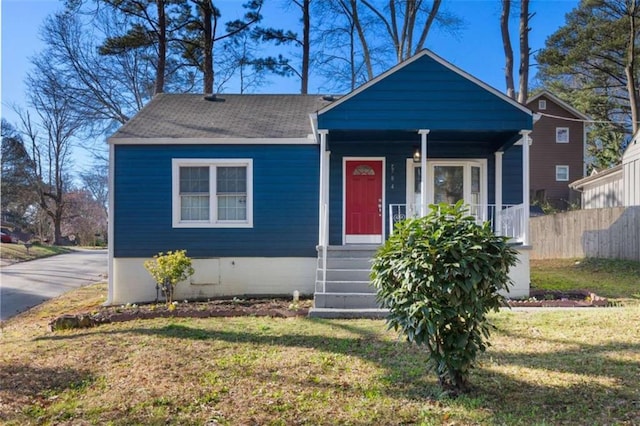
[507,289,609,308]
[49,298,312,331]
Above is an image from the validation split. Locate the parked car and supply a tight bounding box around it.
[0,231,16,243]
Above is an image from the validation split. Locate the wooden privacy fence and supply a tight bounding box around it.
[530,206,640,261]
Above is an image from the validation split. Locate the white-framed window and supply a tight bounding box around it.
[556,127,569,143]
[538,100,547,110]
[556,165,569,181]
[406,159,487,218]
[172,159,253,228]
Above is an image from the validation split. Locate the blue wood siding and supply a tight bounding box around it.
[114,144,319,257]
[327,141,499,245]
[318,54,531,132]
[502,145,524,205]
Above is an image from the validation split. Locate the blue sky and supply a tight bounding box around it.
[1,0,578,138]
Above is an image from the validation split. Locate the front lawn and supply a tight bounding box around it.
[531,258,640,301]
[0,243,71,263]
[1,284,639,425]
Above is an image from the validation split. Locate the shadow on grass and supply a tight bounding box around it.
[0,363,94,399]
[33,318,640,424]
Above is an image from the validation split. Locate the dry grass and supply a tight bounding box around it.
[1,283,639,425]
[0,243,71,263]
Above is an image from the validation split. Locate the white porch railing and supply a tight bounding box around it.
[389,204,527,243]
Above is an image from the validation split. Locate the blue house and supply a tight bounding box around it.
[107,50,533,316]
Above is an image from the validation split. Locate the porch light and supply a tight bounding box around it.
[413,147,421,163]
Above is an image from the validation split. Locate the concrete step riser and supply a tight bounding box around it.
[319,250,378,259]
[314,293,379,309]
[324,281,376,293]
[308,308,389,319]
[317,269,371,282]
[319,258,373,270]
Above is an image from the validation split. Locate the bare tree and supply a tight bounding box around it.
[40,10,156,135]
[360,0,447,63]
[16,55,84,245]
[80,164,109,219]
[314,0,389,91]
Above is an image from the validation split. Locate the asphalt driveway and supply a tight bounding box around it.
[0,248,108,321]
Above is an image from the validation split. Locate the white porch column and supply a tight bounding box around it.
[494,151,503,235]
[418,129,430,216]
[318,130,329,246]
[520,130,532,245]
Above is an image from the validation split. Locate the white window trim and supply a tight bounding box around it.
[556,165,569,181]
[172,158,253,228]
[538,100,547,110]
[556,127,569,143]
[405,159,487,216]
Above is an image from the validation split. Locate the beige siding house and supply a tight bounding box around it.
[570,135,640,208]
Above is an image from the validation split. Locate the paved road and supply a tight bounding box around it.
[0,248,108,321]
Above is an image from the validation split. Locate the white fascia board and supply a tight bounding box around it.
[317,49,533,118]
[308,113,319,143]
[569,164,623,189]
[528,90,591,121]
[108,137,315,145]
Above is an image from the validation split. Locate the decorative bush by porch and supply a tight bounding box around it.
[371,202,518,394]
[144,250,195,305]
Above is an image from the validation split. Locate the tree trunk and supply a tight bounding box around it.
[517,0,530,104]
[301,0,310,94]
[155,0,166,94]
[500,0,515,99]
[350,0,374,80]
[201,1,214,95]
[626,2,639,134]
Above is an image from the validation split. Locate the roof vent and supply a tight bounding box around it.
[322,95,335,101]
[204,94,224,102]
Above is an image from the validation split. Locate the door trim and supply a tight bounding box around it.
[342,157,386,245]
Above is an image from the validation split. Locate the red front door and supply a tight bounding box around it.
[345,160,383,243]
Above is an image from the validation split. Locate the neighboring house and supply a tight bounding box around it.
[527,91,590,209]
[107,50,534,316]
[570,134,640,208]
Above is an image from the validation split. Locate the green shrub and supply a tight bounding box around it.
[144,250,195,304]
[371,202,519,395]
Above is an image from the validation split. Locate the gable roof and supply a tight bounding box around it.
[109,94,332,141]
[315,49,532,133]
[527,90,591,121]
[319,49,531,117]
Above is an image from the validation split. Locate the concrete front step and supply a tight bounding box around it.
[314,292,379,309]
[317,269,372,282]
[320,257,373,270]
[318,245,379,259]
[321,280,375,293]
[308,307,389,319]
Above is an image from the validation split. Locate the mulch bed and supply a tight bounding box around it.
[507,289,609,308]
[49,298,311,331]
[48,290,610,331]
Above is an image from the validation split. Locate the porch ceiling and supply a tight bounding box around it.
[326,129,522,152]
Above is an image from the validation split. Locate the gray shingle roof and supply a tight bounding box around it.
[110,94,333,140]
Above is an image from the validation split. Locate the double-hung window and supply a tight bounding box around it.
[172,159,253,228]
[555,165,569,182]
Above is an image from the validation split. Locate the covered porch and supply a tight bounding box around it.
[308,50,534,317]
[316,129,532,248]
